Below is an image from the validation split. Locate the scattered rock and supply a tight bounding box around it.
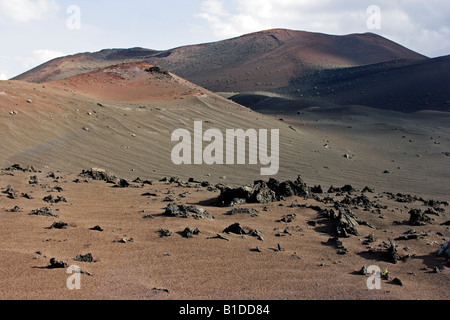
[290,252,301,260]
[391,278,403,286]
[327,237,348,255]
[114,237,133,243]
[385,192,420,203]
[279,213,297,223]
[141,192,157,197]
[223,223,248,235]
[4,185,18,199]
[4,164,36,172]
[49,258,67,269]
[10,206,23,213]
[79,168,117,183]
[327,184,355,194]
[152,287,170,295]
[50,186,64,192]
[437,241,450,259]
[21,193,34,199]
[74,253,94,263]
[227,207,259,217]
[218,176,311,206]
[158,229,172,238]
[311,185,323,194]
[43,195,67,204]
[409,209,432,226]
[207,233,230,241]
[360,266,367,275]
[363,233,376,245]
[163,196,175,202]
[394,229,428,240]
[276,243,283,252]
[181,227,200,238]
[251,229,264,241]
[387,238,400,264]
[115,178,131,188]
[163,203,213,219]
[90,225,104,231]
[336,208,360,237]
[28,175,39,185]
[47,221,69,229]
[30,207,58,218]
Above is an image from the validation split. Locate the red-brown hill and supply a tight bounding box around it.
[13,29,426,93]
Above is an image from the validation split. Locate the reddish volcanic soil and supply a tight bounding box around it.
[0,60,449,300]
[0,169,449,300]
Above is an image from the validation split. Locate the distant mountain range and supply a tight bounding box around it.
[12,28,449,112]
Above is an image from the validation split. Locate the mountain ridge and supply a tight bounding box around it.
[13,28,427,92]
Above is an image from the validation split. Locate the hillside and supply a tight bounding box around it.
[13,29,427,94]
[230,55,450,113]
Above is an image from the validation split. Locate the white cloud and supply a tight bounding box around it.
[0,72,8,80]
[13,49,65,72]
[0,0,60,23]
[196,0,450,57]
[32,49,64,63]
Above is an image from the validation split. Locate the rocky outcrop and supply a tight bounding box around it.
[218,176,311,206]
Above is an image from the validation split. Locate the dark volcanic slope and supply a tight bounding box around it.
[231,55,450,113]
[14,29,426,93]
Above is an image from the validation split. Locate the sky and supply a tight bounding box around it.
[0,0,449,80]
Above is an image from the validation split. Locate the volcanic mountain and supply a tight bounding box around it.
[14,29,426,94]
[230,54,450,113]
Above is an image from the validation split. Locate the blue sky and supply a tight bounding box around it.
[1,0,449,79]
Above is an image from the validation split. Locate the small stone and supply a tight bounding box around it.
[47,221,69,229]
[10,206,23,212]
[158,229,172,238]
[49,258,67,269]
[392,278,403,286]
[90,225,104,231]
[74,253,94,263]
[29,207,58,218]
[181,227,200,238]
[277,243,283,252]
[360,266,367,275]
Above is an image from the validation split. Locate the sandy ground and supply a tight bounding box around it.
[0,169,448,300]
[0,62,448,300]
